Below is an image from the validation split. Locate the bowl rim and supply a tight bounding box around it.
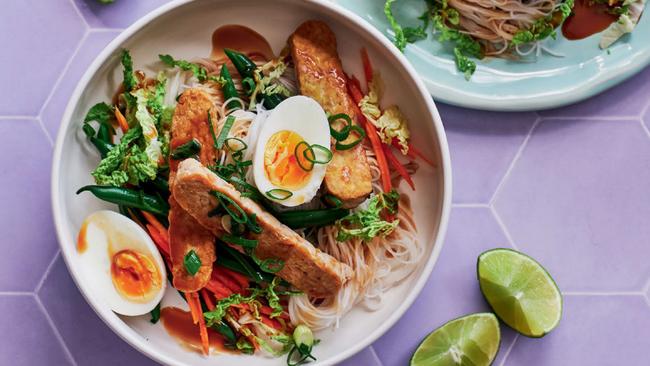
[50,0,452,365]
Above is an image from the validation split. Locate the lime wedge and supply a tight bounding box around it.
[477,248,562,338]
[410,313,500,366]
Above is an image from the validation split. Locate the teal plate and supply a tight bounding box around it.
[334,0,650,111]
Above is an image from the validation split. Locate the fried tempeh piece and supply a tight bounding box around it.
[167,89,220,292]
[289,20,373,208]
[172,158,352,298]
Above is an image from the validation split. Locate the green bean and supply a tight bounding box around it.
[262,93,285,109]
[220,64,240,110]
[82,123,113,158]
[76,185,169,216]
[276,208,349,229]
[97,123,113,143]
[224,49,257,79]
[213,321,237,344]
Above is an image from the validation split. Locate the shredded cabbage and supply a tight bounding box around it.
[336,190,400,242]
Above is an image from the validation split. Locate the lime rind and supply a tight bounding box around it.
[477,248,562,338]
[410,313,501,366]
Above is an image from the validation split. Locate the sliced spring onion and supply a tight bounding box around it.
[171,138,201,160]
[221,234,259,248]
[259,258,285,273]
[266,189,293,200]
[215,115,235,149]
[335,125,366,150]
[294,141,314,171]
[242,77,256,96]
[304,144,332,164]
[224,137,248,153]
[328,113,352,141]
[245,213,263,234]
[323,194,343,208]
[210,190,248,224]
[207,110,219,149]
[184,249,201,275]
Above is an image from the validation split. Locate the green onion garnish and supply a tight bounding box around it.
[259,258,285,273]
[224,137,247,152]
[328,113,352,141]
[207,110,219,149]
[221,234,259,248]
[294,141,314,171]
[171,138,202,160]
[335,125,366,150]
[323,194,343,208]
[215,115,235,149]
[242,77,256,96]
[210,190,248,224]
[266,189,293,200]
[245,213,263,234]
[304,144,332,164]
[183,249,201,275]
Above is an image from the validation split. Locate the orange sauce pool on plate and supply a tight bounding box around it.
[161,307,229,354]
[562,0,618,40]
[211,24,274,61]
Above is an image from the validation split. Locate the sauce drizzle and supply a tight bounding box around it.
[562,0,618,40]
[211,25,274,61]
[161,307,228,354]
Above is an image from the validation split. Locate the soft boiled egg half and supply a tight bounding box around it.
[76,210,166,316]
[253,96,331,207]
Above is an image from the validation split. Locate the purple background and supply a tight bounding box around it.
[2,1,650,365]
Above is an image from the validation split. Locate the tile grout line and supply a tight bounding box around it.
[35,116,55,147]
[562,291,643,296]
[34,250,61,293]
[490,206,519,251]
[368,345,384,366]
[488,118,540,207]
[34,295,79,366]
[639,118,650,141]
[452,203,490,208]
[497,333,519,366]
[0,291,34,296]
[89,27,125,33]
[36,30,90,119]
[539,115,641,121]
[68,0,90,30]
[0,115,36,120]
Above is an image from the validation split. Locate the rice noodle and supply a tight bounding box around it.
[445,0,560,56]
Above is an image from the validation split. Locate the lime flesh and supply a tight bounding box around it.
[410,313,500,366]
[477,248,562,338]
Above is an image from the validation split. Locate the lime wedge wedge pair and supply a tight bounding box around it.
[410,249,562,366]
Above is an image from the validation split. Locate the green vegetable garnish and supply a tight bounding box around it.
[287,324,317,366]
[384,0,408,51]
[183,249,202,276]
[170,138,201,160]
[76,185,169,216]
[336,190,400,241]
[121,49,137,92]
[221,234,259,249]
[215,115,235,149]
[511,0,575,46]
[84,102,114,126]
[158,54,223,84]
[149,303,161,324]
[210,190,248,224]
[266,189,293,201]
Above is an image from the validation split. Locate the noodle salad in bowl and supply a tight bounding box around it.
[51,1,451,365]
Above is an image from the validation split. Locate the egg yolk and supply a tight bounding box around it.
[264,130,312,190]
[111,249,162,303]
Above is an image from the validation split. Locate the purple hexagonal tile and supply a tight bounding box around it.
[0,295,72,365]
[372,208,517,365]
[38,256,160,366]
[42,31,121,139]
[494,119,650,292]
[505,295,650,365]
[539,66,650,118]
[0,119,58,291]
[0,0,85,115]
[439,103,537,203]
[73,0,172,29]
[340,347,382,366]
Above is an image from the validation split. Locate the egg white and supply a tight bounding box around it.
[77,210,167,316]
[253,96,331,207]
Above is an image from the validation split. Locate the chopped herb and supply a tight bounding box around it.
[335,125,366,151]
[150,303,161,324]
[221,234,258,248]
[266,189,293,201]
[183,249,201,276]
[171,138,201,160]
[158,54,224,84]
[210,190,248,224]
[259,258,285,274]
[385,0,407,51]
[336,190,401,242]
[215,115,235,149]
[121,49,137,92]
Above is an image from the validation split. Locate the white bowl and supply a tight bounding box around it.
[51,0,452,365]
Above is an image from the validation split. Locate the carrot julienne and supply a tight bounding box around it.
[115,107,129,133]
[201,289,215,310]
[145,223,171,257]
[187,292,209,355]
[383,144,415,190]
